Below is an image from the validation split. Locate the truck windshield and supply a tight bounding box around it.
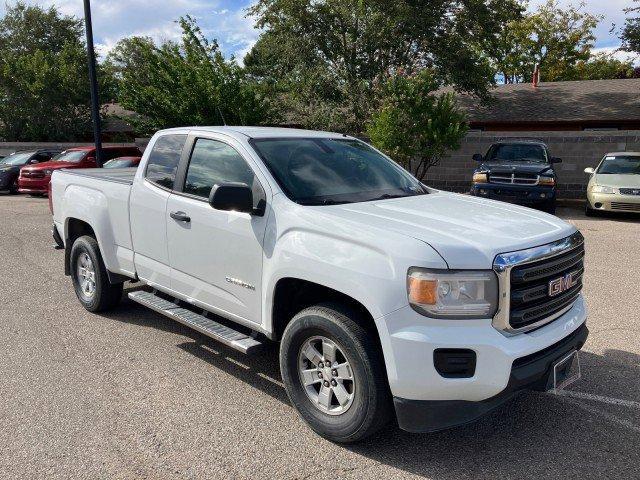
[597,156,640,175]
[487,144,547,163]
[0,152,34,166]
[52,151,87,163]
[251,138,426,205]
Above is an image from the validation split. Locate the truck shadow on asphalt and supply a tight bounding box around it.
[103,294,640,479]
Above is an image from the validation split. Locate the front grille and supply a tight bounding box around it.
[490,173,538,185]
[619,188,640,196]
[611,202,640,212]
[21,170,45,179]
[508,241,584,330]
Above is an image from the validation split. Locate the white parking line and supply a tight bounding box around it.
[561,397,640,433]
[554,390,640,409]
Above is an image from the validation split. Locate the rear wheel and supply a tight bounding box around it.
[70,235,123,312]
[280,303,392,443]
[9,178,18,194]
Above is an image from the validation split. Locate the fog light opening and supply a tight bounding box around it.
[594,202,603,209]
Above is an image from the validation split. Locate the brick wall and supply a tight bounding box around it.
[424,130,640,199]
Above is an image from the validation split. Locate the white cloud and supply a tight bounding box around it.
[592,46,639,64]
[0,0,259,60]
[527,0,631,49]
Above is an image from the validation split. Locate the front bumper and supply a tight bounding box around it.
[587,192,640,213]
[471,183,555,205]
[18,176,50,194]
[394,323,588,432]
[375,295,588,432]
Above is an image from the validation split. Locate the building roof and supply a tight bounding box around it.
[455,78,640,127]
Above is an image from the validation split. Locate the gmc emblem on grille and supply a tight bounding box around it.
[548,272,578,297]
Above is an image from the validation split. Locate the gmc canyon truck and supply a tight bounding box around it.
[51,127,588,443]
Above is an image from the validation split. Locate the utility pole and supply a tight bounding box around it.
[83,0,103,167]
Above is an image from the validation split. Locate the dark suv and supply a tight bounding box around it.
[0,149,62,194]
[470,140,561,214]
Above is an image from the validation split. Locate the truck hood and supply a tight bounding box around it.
[592,173,640,188]
[479,161,554,175]
[323,191,576,269]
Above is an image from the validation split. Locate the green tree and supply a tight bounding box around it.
[246,0,520,134]
[108,16,269,135]
[488,0,602,83]
[564,54,635,80]
[621,0,640,55]
[367,72,468,182]
[0,2,112,141]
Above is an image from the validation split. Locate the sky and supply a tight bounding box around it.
[0,0,636,63]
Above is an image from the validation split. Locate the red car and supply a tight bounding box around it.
[18,145,142,195]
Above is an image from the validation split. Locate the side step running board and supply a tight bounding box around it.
[128,290,263,355]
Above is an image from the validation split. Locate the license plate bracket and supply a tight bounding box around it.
[550,350,581,394]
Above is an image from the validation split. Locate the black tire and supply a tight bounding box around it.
[585,204,597,217]
[280,303,392,443]
[70,235,123,312]
[540,200,556,215]
[9,178,19,194]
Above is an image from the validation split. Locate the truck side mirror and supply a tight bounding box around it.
[550,157,562,164]
[472,154,483,162]
[209,183,255,215]
[584,167,595,174]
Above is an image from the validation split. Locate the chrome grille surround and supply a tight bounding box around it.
[489,173,539,185]
[492,231,584,336]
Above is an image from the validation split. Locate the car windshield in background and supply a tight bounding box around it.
[597,156,640,175]
[52,151,87,163]
[251,138,426,205]
[487,144,547,163]
[104,159,136,168]
[0,152,34,166]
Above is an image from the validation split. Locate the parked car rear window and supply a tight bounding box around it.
[487,144,547,163]
[184,139,256,199]
[598,156,640,175]
[145,135,187,189]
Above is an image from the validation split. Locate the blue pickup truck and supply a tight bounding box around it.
[470,140,561,214]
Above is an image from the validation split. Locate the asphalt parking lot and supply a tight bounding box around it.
[1,195,639,480]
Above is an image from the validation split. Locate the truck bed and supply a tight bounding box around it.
[51,167,138,279]
[59,167,137,185]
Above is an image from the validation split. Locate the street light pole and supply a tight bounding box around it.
[83,0,103,167]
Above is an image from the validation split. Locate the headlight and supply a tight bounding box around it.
[472,172,488,184]
[538,176,555,186]
[407,268,498,319]
[44,169,53,176]
[590,185,616,194]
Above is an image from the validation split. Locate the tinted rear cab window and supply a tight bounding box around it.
[145,135,187,189]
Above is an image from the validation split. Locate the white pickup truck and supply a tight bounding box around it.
[51,127,588,443]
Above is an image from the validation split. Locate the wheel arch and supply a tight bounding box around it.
[269,277,379,343]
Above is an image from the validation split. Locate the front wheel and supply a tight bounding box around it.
[540,200,556,215]
[279,303,392,443]
[70,235,123,312]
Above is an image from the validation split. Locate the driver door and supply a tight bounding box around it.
[166,136,269,325]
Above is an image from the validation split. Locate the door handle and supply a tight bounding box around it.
[170,211,191,223]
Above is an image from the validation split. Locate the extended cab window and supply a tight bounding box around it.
[145,135,187,189]
[184,138,256,198]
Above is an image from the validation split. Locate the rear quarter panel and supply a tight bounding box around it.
[52,171,135,278]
